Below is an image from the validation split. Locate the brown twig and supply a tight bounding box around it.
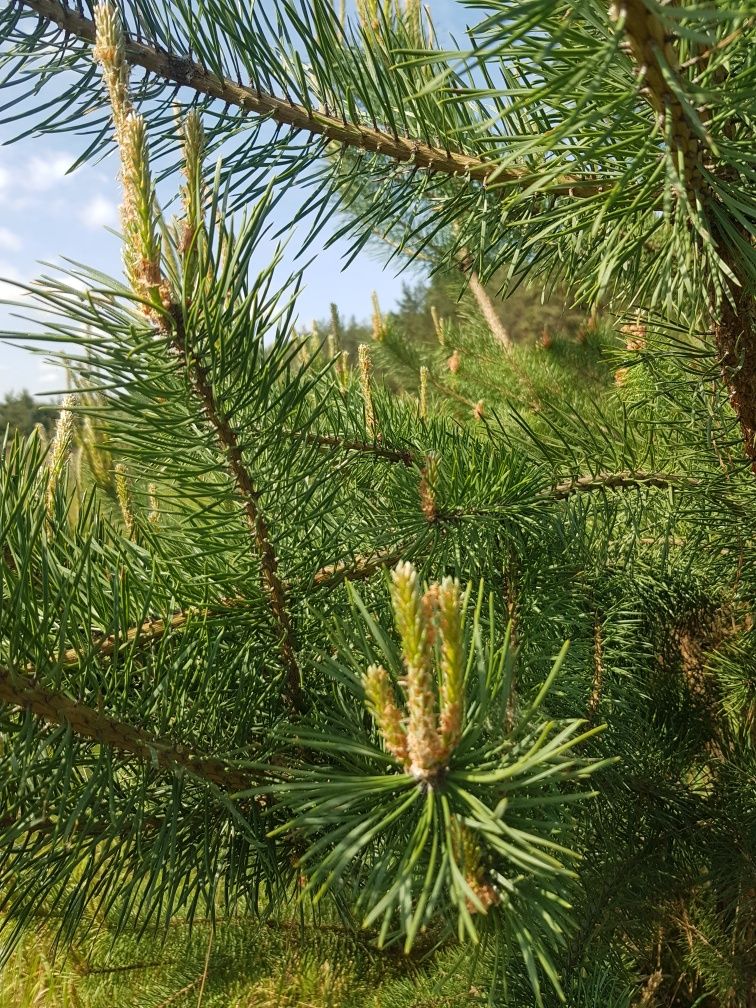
[588,619,604,719]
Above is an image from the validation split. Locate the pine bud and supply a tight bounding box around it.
[33,422,48,451]
[418,366,429,419]
[455,820,498,914]
[94,12,171,318]
[81,415,112,491]
[390,562,441,779]
[419,452,438,523]
[371,291,385,342]
[119,113,164,307]
[327,331,338,363]
[147,482,160,525]
[46,394,78,519]
[329,303,342,342]
[114,462,135,539]
[437,577,465,759]
[430,305,445,345]
[358,344,376,437]
[447,350,460,374]
[472,400,485,420]
[180,109,206,258]
[338,349,350,388]
[93,2,131,133]
[621,317,646,352]
[364,564,468,783]
[363,664,409,767]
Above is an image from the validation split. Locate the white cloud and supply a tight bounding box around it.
[0,227,21,251]
[25,153,76,192]
[37,360,66,391]
[82,195,118,229]
[0,260,23,302]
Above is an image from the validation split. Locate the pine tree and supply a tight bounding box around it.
[0,1,754,1006]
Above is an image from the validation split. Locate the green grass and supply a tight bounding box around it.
[0,912,496,1008]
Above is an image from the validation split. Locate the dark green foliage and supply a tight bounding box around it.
[0,390,58,440]
[0,0,754,1006]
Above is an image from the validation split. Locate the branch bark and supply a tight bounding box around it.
[549,470,699,499]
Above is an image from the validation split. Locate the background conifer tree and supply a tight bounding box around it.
[0,1,754,1005]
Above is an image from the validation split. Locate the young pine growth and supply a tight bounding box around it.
[273,566,607,981]
[369,562,466,780]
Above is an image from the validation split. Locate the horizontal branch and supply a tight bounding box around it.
[0,665,255,792]
[301,430,415,466]
[18,0,605,197]
[55,598,247,667]
[311,542,415,588]
[549,470,699,500]
[25,471,695,672]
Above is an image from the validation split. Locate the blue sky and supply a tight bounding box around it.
[0,0,469,401]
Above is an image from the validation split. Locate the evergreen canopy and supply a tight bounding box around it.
[0,0,754,1005]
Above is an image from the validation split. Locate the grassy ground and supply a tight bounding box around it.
[0,912,491,1008]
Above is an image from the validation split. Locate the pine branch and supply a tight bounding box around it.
[167,306,303,707]
[549,470,700,499]
[614,0,756,471]
[53,598,248,667]
[33,470,699,673]
[0,665,256,792]
[298,430,414,466]
[311,543,419,588]
[613,0,706,196]
[17,0,606,196]
[85,10,303,705]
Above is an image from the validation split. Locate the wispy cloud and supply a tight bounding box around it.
[26,153,77,192]
[0,227,21,251]
[82,195,118,229]
[0,148,80,210]
[0,260,23,302]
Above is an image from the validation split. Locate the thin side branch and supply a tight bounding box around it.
[54,598,247,667]
[301,430,415,466]
[550,470,699,499]
[168,308,302,705]
[19,0,605,196]
[34,470,696,671]
[311,543,416,588]
[0,665,255,792]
